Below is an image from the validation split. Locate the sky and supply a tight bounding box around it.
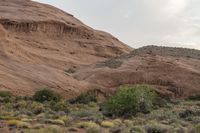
[33,0,200,50]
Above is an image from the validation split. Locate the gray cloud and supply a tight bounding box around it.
[34,0,200,50]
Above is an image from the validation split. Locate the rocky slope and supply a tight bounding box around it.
[0,0,131,98]
[0,0,199,99]
[74,46,200,99]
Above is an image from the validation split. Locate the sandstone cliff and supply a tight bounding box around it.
[0,0,132,98]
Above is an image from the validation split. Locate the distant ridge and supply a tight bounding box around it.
[74,45,200,99]
[129,45,200,59]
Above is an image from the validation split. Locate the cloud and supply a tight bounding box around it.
[35,0,200,50]
[164,0,187,16]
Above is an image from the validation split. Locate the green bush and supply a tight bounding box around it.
[101,85,159,117]
[71,110,94,119]
[32,103,45,115]
[0,91,12,98]
[25,125,66,133]
[69,93,97,104]
[188,95,200,101]
[179,109,194,119]
[33,89,61,103]
[195,123,200,133]
[77,122,101,133]
[50,100,69,113]
[145,124,168,133]
[0,91,13,103]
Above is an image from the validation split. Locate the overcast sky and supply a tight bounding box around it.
[34,0,200,50]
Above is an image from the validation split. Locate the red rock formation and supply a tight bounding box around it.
[0,0,132,98]
[74,46,200,99]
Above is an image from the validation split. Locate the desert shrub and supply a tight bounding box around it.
[7,120,30,128]
[31,124,45,129]
[71,110,94,119]
[130,126,146,133]
[195,123,200,133]
[188,95,200,101]
[86,125,101,133]
[13,100,30,110]
[1,97,12,103]
[187,116,200,124]
[109,126,120,133]
[145,122,169,133]
[32,104,45,115]
[15,96,32,101]
[101,85,158,117]
[50,100,69,113]
[25,125,66,133]
[67,127,79,132]
[149,109,178,120]
[77,121,101,133]
[153,96,169,108]
[170,124,187,133]
[115,125,145,133]
[25,101,46,115]
[112,119,122,126]
[179,109,194,119]
[44,119,65,125]
[0,91,12,98]
[145,126,167,133]
[124,120,134,127]
[59,116,73,126]
[0,116,17,120]
[101,121,114,128]
[33,89,61,103]
[0,91,13,103]
[69,93,97,104]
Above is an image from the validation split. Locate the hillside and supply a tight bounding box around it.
[1,1,200,132]
[0,0,199,99]
[0,0,131,97]
[74,46,200,99]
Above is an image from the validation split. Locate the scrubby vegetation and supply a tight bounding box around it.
[33,89,61,103]
[69,92,97,104]
[96,58,123,69]
[1,85,200,133]
[188,94,200,101]
[101,85,159,117]
[130,45,200,60]
[0,91,12,98]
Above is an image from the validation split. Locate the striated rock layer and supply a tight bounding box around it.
[0,0,132,98]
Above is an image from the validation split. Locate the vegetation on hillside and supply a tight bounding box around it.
[0,85,200,133]
[101,85,158,116]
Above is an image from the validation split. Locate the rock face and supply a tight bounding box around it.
[0,0,132,97]
[0,0,199,99]
[74,46,200,99]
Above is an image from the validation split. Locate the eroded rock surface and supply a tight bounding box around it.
[0,0,131,98]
